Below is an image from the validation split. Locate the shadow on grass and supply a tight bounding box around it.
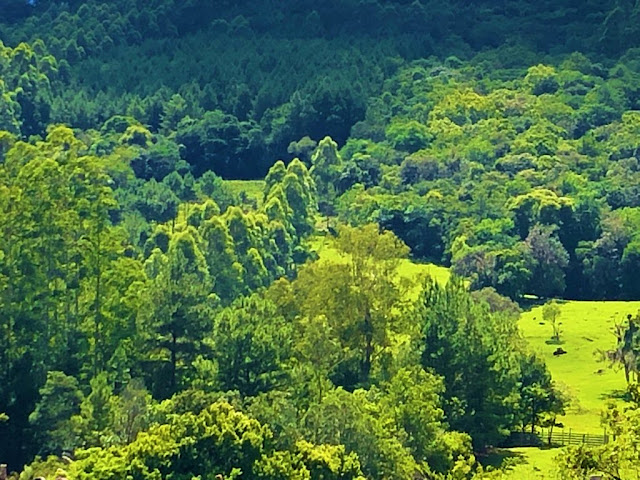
[600,388,630,401]
[519,296,570,312]
[479,446,561,473]
[477,448,527,469]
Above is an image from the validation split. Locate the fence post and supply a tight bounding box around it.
[0,464,7,480]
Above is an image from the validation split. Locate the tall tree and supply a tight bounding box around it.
[212,294,293,397]
[141,229,213,397]
[293,224,410,386]
[417,277,529,448]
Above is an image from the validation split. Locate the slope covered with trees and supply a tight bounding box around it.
[2,1,640,479]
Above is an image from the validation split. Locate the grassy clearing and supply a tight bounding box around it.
[519,300,640,432]
[309,234,450,294]
[497,301,640,479]
[484,447,560,479]
[226,179,265,207]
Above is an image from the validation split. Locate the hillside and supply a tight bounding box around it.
[3,1,640,479]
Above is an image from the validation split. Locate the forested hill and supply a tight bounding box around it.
[4,1,640,479]
[1,0,640,177]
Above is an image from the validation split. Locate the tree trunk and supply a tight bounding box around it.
[94,230,102,375]
[530,399,537,435]
[362,307,373,382]
[624,362,630,384]
[170,331,177,392]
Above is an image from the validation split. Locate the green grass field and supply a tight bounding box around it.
[519,300,640,432]
[309,234,451,292]
[226,179,265,207]
[484,447,560,479]
[494,300,640,479]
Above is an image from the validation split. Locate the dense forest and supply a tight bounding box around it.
[2,0,640,479]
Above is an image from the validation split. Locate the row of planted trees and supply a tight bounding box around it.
[0,124,318,468]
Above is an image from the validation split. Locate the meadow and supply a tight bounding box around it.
[520,300,640,432]
[492,300,640,479]
[226,180,266,207]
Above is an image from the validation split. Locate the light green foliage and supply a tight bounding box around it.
[282,159,317,237]
[72,372,114,447]
[224,206,257,256]
[385,118,433,153]
[303,388,419,480]
[199,216,244,303]
[70,398,367,480]
[508,189,574,239]
[264,161,288,200]
[18,456,69,480]
[0,41,54,136]
[70,401,269,480]
[119,124,152,147]
[256,441,365,480]
[381,367,474,474]
[293,224,411,385]
[429,88,495,126]
[542,300,562,342]
[309,136,342,210]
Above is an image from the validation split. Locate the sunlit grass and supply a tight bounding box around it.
[309,233,450,295]
[226,179,265,207]
[519,300,640,432]
[485,447,559,479]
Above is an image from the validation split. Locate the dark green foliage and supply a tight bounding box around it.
[130,137,182,181]
[5,1,640,477]
[133,179,179,223]
[417,277,563,448]
[176,110,266,178]
[212,295,293,397]
[29,371,83,455]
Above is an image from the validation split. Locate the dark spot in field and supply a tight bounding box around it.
[583,337,593,342]
[595,369,604,374]
[539,322,545,325]
[553,347,567,356]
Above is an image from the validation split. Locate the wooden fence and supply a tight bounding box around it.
[506,428,610,447]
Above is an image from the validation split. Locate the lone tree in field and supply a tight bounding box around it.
[543,300,562,343]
